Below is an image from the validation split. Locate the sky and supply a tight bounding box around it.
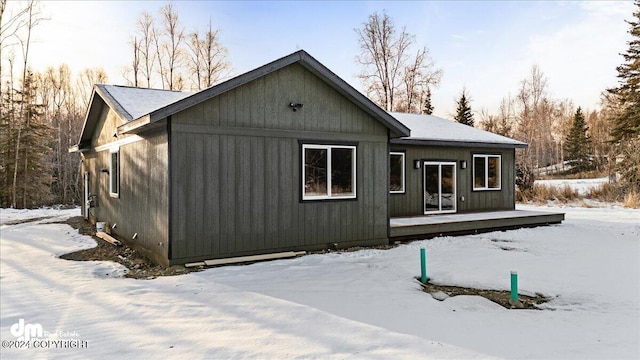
[3,0,635,118]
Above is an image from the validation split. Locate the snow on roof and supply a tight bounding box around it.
[389,112,527,148]
[98,85,192,121]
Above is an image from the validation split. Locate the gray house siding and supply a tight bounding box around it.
[83,105,170,266]
[169,63,389,264]
[390,145,515,217]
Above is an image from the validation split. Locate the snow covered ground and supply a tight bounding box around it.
[535,177,609,195]
[1,205,639,359]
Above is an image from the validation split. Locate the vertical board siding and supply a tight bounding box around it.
[85,108,169,265]
[169,63,389,263]
[390,146,516,217]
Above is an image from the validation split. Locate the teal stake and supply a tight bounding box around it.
[420,248,427,284]
[510,271,518,301]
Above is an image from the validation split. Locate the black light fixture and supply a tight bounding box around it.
[289,102,303,111]
[460,160,467,169]
[414,160,421,169]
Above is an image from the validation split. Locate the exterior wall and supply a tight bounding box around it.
[169,63,389,264]
[83,104,170,266]
[390,145,516,217]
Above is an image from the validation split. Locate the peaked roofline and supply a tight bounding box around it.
[96,84,134,121]
[72,85,108,152]
[119,50,410,138]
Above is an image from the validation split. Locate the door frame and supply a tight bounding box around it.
[423,161,457,215]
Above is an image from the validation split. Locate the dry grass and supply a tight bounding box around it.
[517,184,580,204]
[623,191,640,208]
[537,170,607,180]
[517,181,640,208]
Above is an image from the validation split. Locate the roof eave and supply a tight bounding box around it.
[118,115,152,135]
[391,138,528,149]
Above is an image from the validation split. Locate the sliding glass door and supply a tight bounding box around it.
[423,162,457,214]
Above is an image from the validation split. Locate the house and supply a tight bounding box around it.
[388,112,526,217]
[71,50,563,267]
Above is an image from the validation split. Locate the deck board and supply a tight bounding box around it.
[390,210,564,241]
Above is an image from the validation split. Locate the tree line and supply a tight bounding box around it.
[355,10,639,195]
[124,3,229,91]
[0,1,230,208]
[1,2,638,209]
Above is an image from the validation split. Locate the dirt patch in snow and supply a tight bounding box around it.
[58,216,198,279]
[416,278,550,310]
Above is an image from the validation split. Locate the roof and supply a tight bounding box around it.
[96,85,191,121]
[70,85,191,151]
[389,112,527,149]
[118,50,410,138]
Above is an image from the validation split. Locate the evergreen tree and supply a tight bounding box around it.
[563,107,592,173]
[609,1,640,142]
[608,1,640,189]
[422,87,433,115]
[454,88,474,126]
[0,70,52,208]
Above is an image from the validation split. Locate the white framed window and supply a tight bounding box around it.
[302,144,356,200]
[390,152,405,193]
[109,149,120,197]
[473,154,501,191]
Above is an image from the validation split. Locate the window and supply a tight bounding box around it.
[473,154,501,190]
[390,152,405,193]
[302,144,356,200]
[109,149,120,197]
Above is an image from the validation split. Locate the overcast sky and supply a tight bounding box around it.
[4,0,634,118]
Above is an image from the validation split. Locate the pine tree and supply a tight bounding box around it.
[609,1,640,142]
[608,1,640,190]
[422,87,433,115]
[0,70,52,208]
[563,107,592,173]
[454,88,474,126]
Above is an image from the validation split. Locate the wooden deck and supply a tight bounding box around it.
[389,210,565,241]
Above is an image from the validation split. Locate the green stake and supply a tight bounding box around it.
[510,271,518,301]
[420,248,427,284]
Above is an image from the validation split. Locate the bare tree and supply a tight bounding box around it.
[12,0,44,208]
[159,3,184,90]
[497,95,515,137]
[201,19,229,88]
[401,47,442,113]
[0,0,28,85]
[355,11,441,113]
[187,19,229,91]
[187,30,203,90]
[137,11,156,88]
[131,36,141,87]
[515,64,549,171]
[355,11,411,111]
[76,67,107,109]
[151,24,165,89]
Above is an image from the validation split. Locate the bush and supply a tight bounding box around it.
[516,163,535,192]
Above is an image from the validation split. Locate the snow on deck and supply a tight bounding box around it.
[390,210,562,227]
